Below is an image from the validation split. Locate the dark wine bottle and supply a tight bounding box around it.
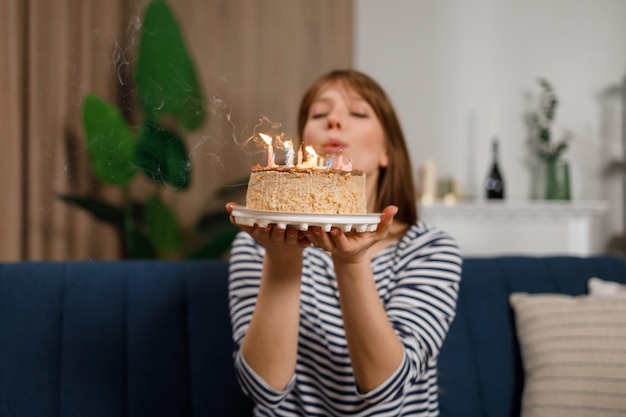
[485,139,505,199]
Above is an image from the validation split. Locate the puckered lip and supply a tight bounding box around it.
[322,138,346,154]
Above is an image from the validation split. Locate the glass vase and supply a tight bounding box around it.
[545,158,571,200]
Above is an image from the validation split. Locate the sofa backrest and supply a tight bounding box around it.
[3,256,625,417]
[437,255,626,417]
[0,260,253,417]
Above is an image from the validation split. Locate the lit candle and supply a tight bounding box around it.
[297,145,303,166]
[337,152,344,170]
[305,146,318,168]
[341,159,352,172]
[259,133,274,167]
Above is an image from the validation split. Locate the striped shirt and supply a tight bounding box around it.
[228,221,462,416]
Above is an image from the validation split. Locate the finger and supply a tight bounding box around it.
[284,226,300,246]
[225,202,236,213]
[251,223,273,241]
[303,227,328,248]
[225,202,259,235]
[270,224,287,242]
[226,202,237,225]
[381,205,398,224]
[375,205,398,236]
[297,230,311,247]
[303,229,317,247]
[298,234,312,248]
[311,227,336,251]
[329,227,349,248]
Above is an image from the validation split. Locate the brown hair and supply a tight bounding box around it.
[297,69,418,224]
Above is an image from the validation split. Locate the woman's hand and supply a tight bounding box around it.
[303,205,398,263]
[226,203,311,258]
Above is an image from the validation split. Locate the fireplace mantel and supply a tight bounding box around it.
[420,199,609,256]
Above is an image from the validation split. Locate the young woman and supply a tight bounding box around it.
[226,69,462,416]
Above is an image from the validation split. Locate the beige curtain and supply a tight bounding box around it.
[0,0,353,261]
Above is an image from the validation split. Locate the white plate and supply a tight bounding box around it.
[231,207,382,232]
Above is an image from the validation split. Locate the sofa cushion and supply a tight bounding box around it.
[509,292,626,417]
[588,277,626,297]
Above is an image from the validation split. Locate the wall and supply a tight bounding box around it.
[355,0,626,250]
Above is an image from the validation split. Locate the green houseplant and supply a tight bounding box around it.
[58,0,238,259]
[529,78,572,200]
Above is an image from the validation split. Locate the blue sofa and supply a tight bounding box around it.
[1,256,625,416]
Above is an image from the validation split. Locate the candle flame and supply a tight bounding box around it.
[305,145,317,157]
[259,133,272,146]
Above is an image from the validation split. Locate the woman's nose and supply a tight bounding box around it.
[327,112,342,129]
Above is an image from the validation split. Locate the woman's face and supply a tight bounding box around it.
[301,81,388,178]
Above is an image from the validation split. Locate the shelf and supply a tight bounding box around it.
[421,199,609,220]
[420,199,609,257]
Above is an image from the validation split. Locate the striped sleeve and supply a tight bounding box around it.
[363,226,462,404]
[228,231,296,408]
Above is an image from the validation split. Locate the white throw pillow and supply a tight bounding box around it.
[509,292,626,417]
[588,277,626,298]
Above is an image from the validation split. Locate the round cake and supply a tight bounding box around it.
[246,164,367,214]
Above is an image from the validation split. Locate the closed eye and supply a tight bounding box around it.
[310,113,328,119]
[350,112,368,118]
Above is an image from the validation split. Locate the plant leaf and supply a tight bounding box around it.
[145,194,182,252]
[56,194,125,226]
[136,120,191,189]
[188,226,239,259]
[82,94,137,185]
[126,226,158,259]
[195,210,232,233]
[136,0,205,131]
